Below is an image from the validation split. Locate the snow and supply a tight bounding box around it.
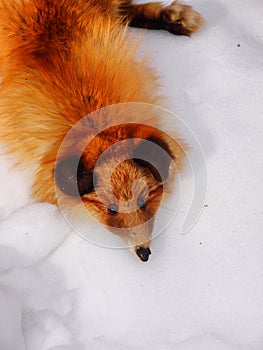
[0,0,263,349]
[0,285,25,350]
[0,203,70,271]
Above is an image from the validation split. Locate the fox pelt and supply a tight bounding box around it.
[0,0,203,261]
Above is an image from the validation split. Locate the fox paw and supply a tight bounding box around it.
[161,1,204,36]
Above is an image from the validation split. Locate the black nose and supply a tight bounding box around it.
[136,247,151,262]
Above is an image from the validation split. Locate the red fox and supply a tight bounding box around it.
[0,0,203,261]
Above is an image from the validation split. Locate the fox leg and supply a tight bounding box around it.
[117,1,204,36]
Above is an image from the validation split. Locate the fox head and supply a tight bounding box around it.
[55,123,183,261]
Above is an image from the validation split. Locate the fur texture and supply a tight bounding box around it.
[0,0,203,261]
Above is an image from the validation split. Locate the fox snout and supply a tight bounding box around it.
[136,247,151,262]
[128,229,153,262]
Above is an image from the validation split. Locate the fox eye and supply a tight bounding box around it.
[108,204,118,215]
[137,198,146,209]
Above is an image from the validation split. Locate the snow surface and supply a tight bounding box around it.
[0,0,263,349]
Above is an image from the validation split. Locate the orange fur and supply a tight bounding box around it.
[0,0,200,261]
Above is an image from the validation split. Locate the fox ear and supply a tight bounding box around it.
[133,136,175,182]
[55,156,95,197]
